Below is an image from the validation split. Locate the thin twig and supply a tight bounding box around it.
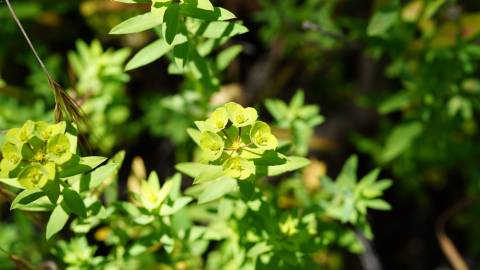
[4,0,87,125]
[436,198,471,270]
[0,246,35,270]
[4,0,53,83]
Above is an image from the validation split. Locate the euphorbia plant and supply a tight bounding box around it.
[0,120,119,239]
[177,102,311,204]
[0,0,394,268]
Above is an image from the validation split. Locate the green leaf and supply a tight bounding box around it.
[186,128,201,145]
[43,179,60,204]
[167,173,182,199]
[371,179,393,192]
[216,45,242,71]
[290,90,305,110]
[184,0,214,11]
[267,156,310,176]
[11,188,44,210]
[364,199,391,210]
[46,204,69,240]
[173,41,190,68]
[378,92,412,114]
[381,122,423,163]
[126,39,171,70]
[0,178,24,189]
[247,241,272,258]
[160,196,192,216]
[116,201,142,217]
[337,155,358,185]
[110,12,165,35]
[193,21,248,39]
[147,171,160,190]
[176,162,211,178]
[198,176,237,204]
[164,3,180,44]
[265,99,288,121]
[83,163,119,190]
[194,165,223,184]
[63,188,87,218]
[180,6,235,21]
[367,4,399,36]
[58,156,107,178]
[157,178,174,204]
[358,168,380,188]
[65,124,78,154]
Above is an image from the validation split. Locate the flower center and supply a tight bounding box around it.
[28,171,41,185]
[33,151,45,162]
[229,160,242,171]
[210,142,221,151]
[235,114,246,124]
[215,120,224,129]
[255,133,268,145]
[42,129,52,140]
[54,145,66,155]
[231,140,242,151]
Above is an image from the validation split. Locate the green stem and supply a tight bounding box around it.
[222,129,234,143]
[241,148,261,156]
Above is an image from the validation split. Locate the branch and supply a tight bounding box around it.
[436,198,471,270]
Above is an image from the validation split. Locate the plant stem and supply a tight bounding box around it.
[4,0,54,83]
[222,129,233,142]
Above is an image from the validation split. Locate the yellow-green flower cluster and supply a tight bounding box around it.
[0,121,72,189]
[196,102,278,180]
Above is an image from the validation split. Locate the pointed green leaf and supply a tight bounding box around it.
[173,41,190,68]
[46,204,69,240]
[126,39,171,70]
[0,178,24,189]
[11,188,45,210]
[216,45,242,71]
[194,165,223,184]
[367,4,398,36]
[164,3,180,44]
[358,168,380,188]
[198,176,237,204]
[180,6,235,21]
[193,21,248,39]
[58,156,107,178]
[381,122,423,163]
[87,163,119,189]
[110,12,165,34]
[43,179,60,204]
[184,0,214,11]
[63,188,87,218]
[364,199,392,210]
[267,156,310,176]
[160,197,192,216]
[337,155,358,185]
[176,162,210,178]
